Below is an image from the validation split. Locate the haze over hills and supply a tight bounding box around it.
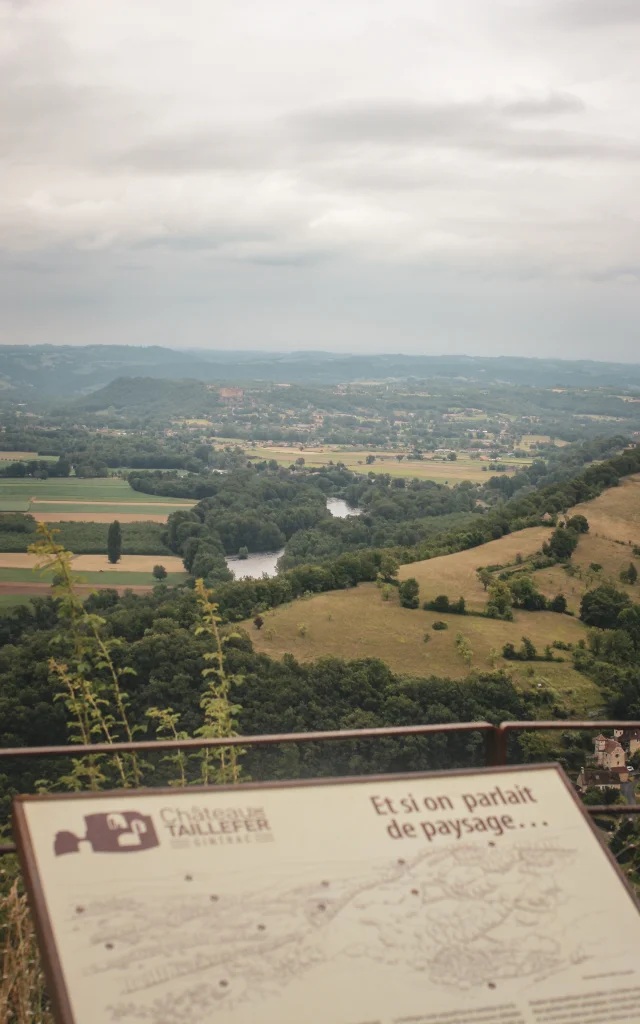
[2,345,640,401]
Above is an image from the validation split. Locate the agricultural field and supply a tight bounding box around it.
[244,445,534,484]
[32,511,174,523]
[0,451,58,461]
[0,567,186,586]
[0,553,188,596]
[0,553,186,572]
[0,476,194,520]
[521,435,568,449]
[0,478,194,503]
[0,593,33,608]
[0,499,30,511]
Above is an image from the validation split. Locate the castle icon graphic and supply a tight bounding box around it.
[54,811,159,855]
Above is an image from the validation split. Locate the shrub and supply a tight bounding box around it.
[423,595,466,614]
[549,594,567,614]
[502,637,539,661]
[486,603,514,621]
[543,526,579,561]
[486,580,513,620]
[509,575,547,611]
[521,637,537,660]
[566,514,589,534]
[620,562,638,585]
[432,620,448,631]
[580,584,633,630]
[399,577,420,609]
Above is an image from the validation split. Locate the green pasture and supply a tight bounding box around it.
[0,498,31,512]
[31,502,191,515]
[0,594,33,608]
[0,478,194,503]
[0,567,187,586]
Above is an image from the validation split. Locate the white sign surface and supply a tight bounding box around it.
[15,766,640,1024]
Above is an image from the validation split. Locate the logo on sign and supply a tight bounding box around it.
[159,804,273,848]
[54,811,159,856]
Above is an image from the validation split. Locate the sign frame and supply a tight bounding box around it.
[12,762,640,1024]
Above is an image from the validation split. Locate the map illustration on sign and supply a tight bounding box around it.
[13,766,640,1024]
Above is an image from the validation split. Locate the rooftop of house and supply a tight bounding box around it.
[595,735,625,752]
[579,768,624,787]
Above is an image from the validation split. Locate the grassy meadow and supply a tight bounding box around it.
[396,527,552,611]
[532,474,640,612]
[571,473,640,544]
[245,582,598,713]
[245,474,640,714]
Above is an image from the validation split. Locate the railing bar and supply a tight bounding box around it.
[584,805,640,814]
[0,721,493,759]
[499,720,640,731]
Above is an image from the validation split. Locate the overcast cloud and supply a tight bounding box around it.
[1,0,640,359]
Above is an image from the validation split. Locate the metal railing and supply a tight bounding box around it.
[1,719,639,854]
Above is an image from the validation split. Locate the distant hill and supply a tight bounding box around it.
[1,344,640,401]
[70,376,216,417]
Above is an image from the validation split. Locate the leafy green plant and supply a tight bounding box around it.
[194,578,244,786]
[29,524,141,791]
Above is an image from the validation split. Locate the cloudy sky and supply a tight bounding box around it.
[2,0,640,358]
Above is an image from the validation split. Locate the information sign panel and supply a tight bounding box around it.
[13,764,640,1024]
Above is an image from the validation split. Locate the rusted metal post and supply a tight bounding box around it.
[484,726,507,766]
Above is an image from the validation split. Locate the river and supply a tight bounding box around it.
[326,498,362,518]
[225,497,362,579]
[225,550,285,580]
